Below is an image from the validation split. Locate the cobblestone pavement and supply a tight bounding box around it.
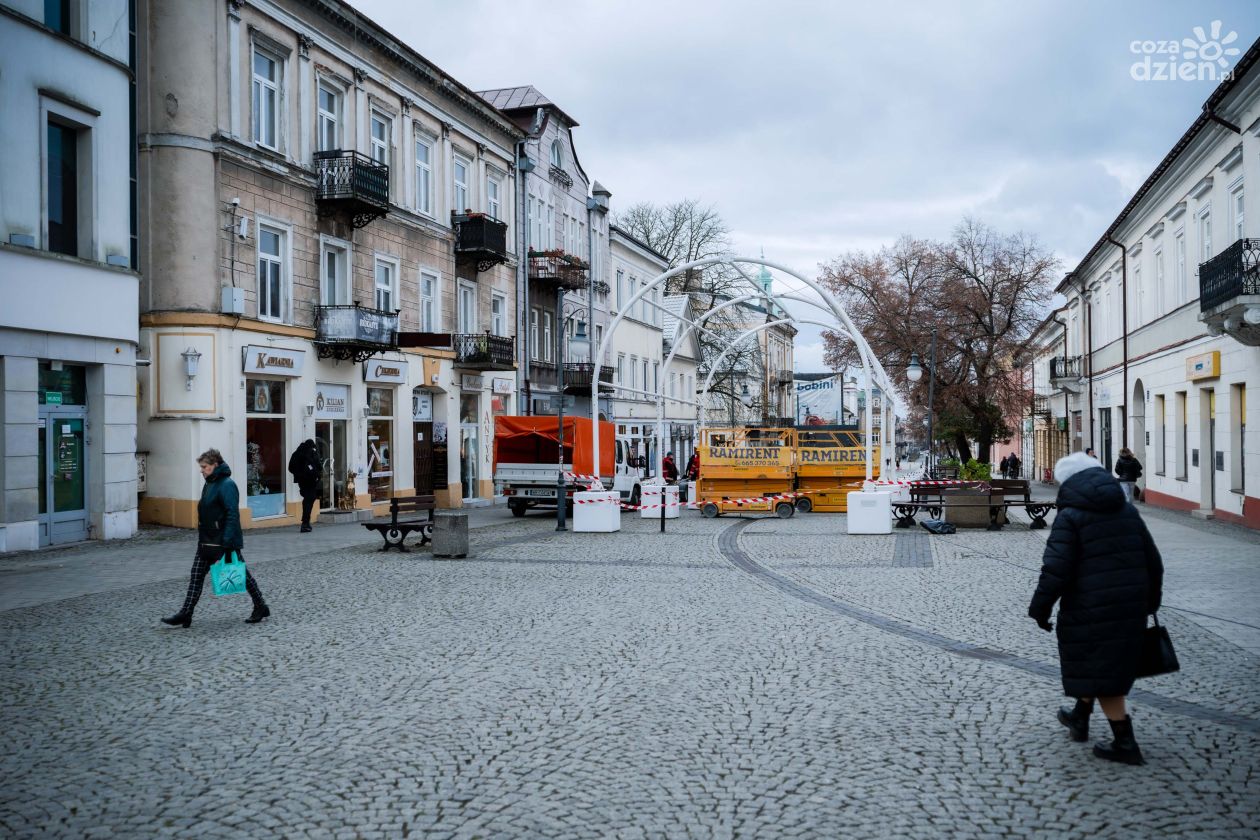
[1,503,1258,838]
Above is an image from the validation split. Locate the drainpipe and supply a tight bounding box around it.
[1106,236,1129,449]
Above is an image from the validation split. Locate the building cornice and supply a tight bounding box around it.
[0,4,133,78]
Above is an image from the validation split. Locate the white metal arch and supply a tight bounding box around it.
[590,255,887,483]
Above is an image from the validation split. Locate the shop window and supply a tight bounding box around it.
[1155,394,1166,475]
[39,362,86,405]
[366,387,394,503]
[245,378,286,517]
[1232,384,1246,494]
[1175,391,1187,480]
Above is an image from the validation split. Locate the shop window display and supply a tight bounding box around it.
[246,378,286,517]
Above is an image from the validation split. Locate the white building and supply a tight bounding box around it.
[608,225,669,471]
[0,0,139,550]
[1032,38,1260,528]
[661,295,702,468]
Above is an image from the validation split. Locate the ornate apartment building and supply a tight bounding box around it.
[1030,37,1260,527]
[136,0,523,528]
[0,0,140,551]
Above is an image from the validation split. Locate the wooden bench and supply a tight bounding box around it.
[892,481,1055,530]
[362,495,436,551]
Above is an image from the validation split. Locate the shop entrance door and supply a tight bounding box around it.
[38,410,88,546]
[460,424,479,500]
[414,422,435,494]
[315,419,347,510]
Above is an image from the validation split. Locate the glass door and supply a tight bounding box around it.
[42,412,88,545]
[316,420,347,511]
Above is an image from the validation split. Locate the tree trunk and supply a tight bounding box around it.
[976,423,993,465]
[953,432,972,463]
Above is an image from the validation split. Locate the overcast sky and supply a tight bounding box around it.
[358,0,1257,372]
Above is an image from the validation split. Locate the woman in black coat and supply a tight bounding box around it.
[1028,452,1164,765]
[288,439,322,532]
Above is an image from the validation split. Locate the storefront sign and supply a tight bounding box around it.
[1186,350,1220,381]
[364,359,408,384]
[314,383,350,420]
[492,377,513,394]
[242,345,305,377]
[461,374,485,391]
[412,390,433,422]
[44,392,63,405]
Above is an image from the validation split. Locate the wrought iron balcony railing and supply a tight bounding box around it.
[1032,394,1051,417]
[453,333,515,370]
[562,362,615,394]
[528,251,589,290]
[1199,237,1260,311]
[453,213,509,272]
[314,304,399,362]
[1049,355,1082,381]
[314,150,389,228]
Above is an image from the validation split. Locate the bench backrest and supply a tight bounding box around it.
[390,496,437,516]
[988,479,1031,502]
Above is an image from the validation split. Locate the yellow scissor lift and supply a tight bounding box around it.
[696,427,798,519]
[793,427,881,513]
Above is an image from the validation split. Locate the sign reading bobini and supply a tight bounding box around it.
[363,359,408,384]
[242,345,305,376]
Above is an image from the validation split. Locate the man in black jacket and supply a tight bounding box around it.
[288,439,322,532]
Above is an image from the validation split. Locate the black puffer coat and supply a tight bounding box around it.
[1115,454,1143,482]
[1029,467,1163,697]
[288,440,321,500]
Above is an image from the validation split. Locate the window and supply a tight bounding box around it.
[320,238,349,305]
[370,112,391,165]
[458,281,477,333]
[1232,185,1245,241]
[46,119,82,257]
[594,325,604,361]
[1153,247,1165,317]
[1175,391,1188,480]
[529,308,540,360]
[1155,394,1166,475]
[245,379,287,517]
[419,269,438,331]
[491,293,506,336]
[414,137,433,215]
[1198,206,1213,263]
[653,362,659,394]
[546,201,555,249]
[550,139,562,168]
[257,225,285,321]
[643,360,651,394]
[366,387,394,503]
[453,154,470,214]
[317,82,340,152]
[616,353,626,385]
[615,269,626,311]
[670,372,677,399]
[529,194,542,250]
[1134,265,1144,325]
[630,356,638,390]
[1231,384,1246,494]
[374,257,396,312]
[252,49,280,149]
[45,0,72,35]
[542,311,554,362]
[1175,230,1187,303]
[487,175,502,220]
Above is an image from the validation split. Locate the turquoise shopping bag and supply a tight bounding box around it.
[209,551,247,596]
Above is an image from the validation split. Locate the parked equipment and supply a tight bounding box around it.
[793,426,880,512]
[694,427,797,518]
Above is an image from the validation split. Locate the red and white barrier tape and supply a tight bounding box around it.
[576,490,811,511]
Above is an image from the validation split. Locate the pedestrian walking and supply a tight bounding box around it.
[999,454,1011,479]
[1008,454,1021,479]
[162,449,270,628]
[288,438,322,532]
[663,451,680,483]
[1028,452,1163,765]
[1114,447,1143,503]
[686,451,700,481]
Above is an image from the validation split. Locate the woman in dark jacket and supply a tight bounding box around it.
[162,449,270,627]
[1028,452,1163,765]
[1114,447,1143,503]
[288,439,322,532]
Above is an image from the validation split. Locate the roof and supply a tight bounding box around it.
[477,85,580,127]
[1057,36,1260,292]
[661,296,701,361]
[609,224,670,265]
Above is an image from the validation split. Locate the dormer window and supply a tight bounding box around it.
[550,139,563,168]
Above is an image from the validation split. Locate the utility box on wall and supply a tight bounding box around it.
[221,287,245,315]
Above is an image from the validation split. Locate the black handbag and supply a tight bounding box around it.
[1136,614,1180,678]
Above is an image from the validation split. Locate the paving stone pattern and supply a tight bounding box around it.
[1,506,1258,838]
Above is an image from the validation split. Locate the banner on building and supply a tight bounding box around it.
[795,376,844,425]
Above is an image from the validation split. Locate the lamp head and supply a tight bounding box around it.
[906,353,923,383]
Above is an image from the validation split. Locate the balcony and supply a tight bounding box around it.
[528,250,589,291]
[453,213,509,272]
[775,369,794,386]
[314,150,389,228]
[453,333,515,371]
[1032,394,1051,417]
[1049,355,1083,393]
[314,304,398,362]
[561,362,615,395]
[1198,237,1260,346]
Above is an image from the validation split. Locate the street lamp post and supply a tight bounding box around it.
[555,295,590,532]
[906,327,938,477]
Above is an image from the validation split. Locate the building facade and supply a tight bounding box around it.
[0,0,140,551]
[1032,39,1260,527]
[477,86,610,422]
[609,226,669,469]
[136,0,523,529]
[661,295,701,467]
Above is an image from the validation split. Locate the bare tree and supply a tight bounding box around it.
[819,219,1058,462]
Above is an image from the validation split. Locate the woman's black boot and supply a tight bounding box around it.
[1093,716,1145,765]
[245,604,271,624]
[161,612,192,628]
[1057,698,1093,742]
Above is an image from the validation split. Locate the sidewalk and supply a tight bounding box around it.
[0,504,527,613]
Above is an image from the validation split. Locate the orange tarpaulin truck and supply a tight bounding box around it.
[493,416,615,517]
